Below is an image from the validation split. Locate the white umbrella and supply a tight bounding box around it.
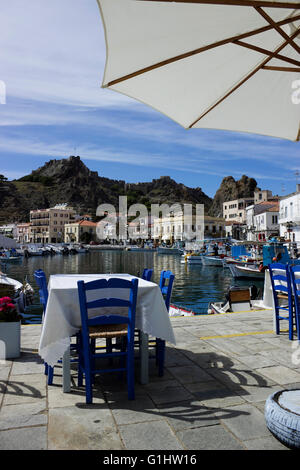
[97,0,300,141]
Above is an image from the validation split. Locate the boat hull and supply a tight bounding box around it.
[229,264,265,279]
[201,256,224,266]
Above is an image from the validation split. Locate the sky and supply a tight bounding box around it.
[0,0,299,199]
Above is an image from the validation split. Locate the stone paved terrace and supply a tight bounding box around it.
[0,308,299,450]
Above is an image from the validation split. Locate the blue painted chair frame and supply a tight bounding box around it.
[268,263,293,340]
[289,265,300,340]
[156,270,175,376]
[142,269,153,282]
[77,277,138,404]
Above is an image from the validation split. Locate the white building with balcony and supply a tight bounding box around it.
[279,185,300,245]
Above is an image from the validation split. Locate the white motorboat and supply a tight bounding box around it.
[169,304,196,317]
[157,246,183,255]
[228,263,265,279]
[182,252,203,264]
[27,245,44,256]
[0,250,22,263]
[74,245,88,253]
[201,255,225,267]
[0,273,34,313]
[208,285,262,314]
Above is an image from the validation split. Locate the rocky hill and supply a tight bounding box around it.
[0,156,213,223]
[208,175,258,217]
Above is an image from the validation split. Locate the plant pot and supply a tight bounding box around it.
[0,321,21,360]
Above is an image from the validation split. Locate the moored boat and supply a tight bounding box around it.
[228,263,265,279]
[0,249,22,263]
[201,255,226,267]
[208,285,261,314]
[169,304,196,316]
[0,272,34,313]
[157,246,184,255]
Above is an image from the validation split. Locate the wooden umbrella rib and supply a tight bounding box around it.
[105,14,300,87]
[234,40,300,67]
[138,0,300,9]
[188,27,300,128]
[255,6,300,55]
[262,65,300,70]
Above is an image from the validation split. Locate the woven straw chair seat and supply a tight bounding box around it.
[88,324,128,339]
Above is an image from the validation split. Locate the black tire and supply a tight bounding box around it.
[265,390,300,449]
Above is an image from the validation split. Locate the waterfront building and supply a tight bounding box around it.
[223,197,254,224]
[0,223,18,240]
[254,188,274,204]
[279,184,300,246]
[16,222,31,244]
[64,219,97,243]
[253,201,280,242]
[30,204,75,243]
[223,197,254,239]
[153,212,225,244]
[246,200,279,242]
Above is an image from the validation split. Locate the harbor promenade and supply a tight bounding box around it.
[0,308,298,450]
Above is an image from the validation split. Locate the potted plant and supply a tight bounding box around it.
[0,296,21,360]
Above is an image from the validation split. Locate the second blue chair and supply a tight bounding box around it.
[156,270,175,376]
[142,268,153,281]
[268,263,294,340]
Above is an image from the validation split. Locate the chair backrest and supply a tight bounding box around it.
[142,269,153,281]
[159,270,175,311]
[34,269,48,313]
[77,277,138,342]
[268,263,292,305]
[290,265,300,316]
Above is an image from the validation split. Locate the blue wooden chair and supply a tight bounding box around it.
[142,269,153,281]
[156,270,175,376]
[268,263,294,340]
[77,277,138,404]
[34,270,54,384]
[289,265,300,340]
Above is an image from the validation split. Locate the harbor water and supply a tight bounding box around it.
[2,250,265,324]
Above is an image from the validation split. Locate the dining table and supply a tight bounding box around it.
[38,273,176,392]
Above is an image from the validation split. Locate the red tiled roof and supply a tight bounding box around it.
[78,220,97,227]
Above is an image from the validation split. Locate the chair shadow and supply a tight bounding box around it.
[72,345,270,424]
[0,380,44,399]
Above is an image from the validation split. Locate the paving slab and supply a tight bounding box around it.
[118,420,183,450]
[176,424,245,450]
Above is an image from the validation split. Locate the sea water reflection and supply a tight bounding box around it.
[3,251,264,323]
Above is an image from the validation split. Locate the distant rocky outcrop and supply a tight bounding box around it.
[0,156,213,223]
[209,175,258,217]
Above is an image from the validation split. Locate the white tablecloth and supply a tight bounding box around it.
[39,273,176,367]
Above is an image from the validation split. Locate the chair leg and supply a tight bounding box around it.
[289,307,294,341]
[83,347,93,404]
[157,339,165,377]
[47,366,54,385]
[127,342,135,400]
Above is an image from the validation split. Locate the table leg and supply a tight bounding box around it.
[139,331,149,385]
[62,346,71,393]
